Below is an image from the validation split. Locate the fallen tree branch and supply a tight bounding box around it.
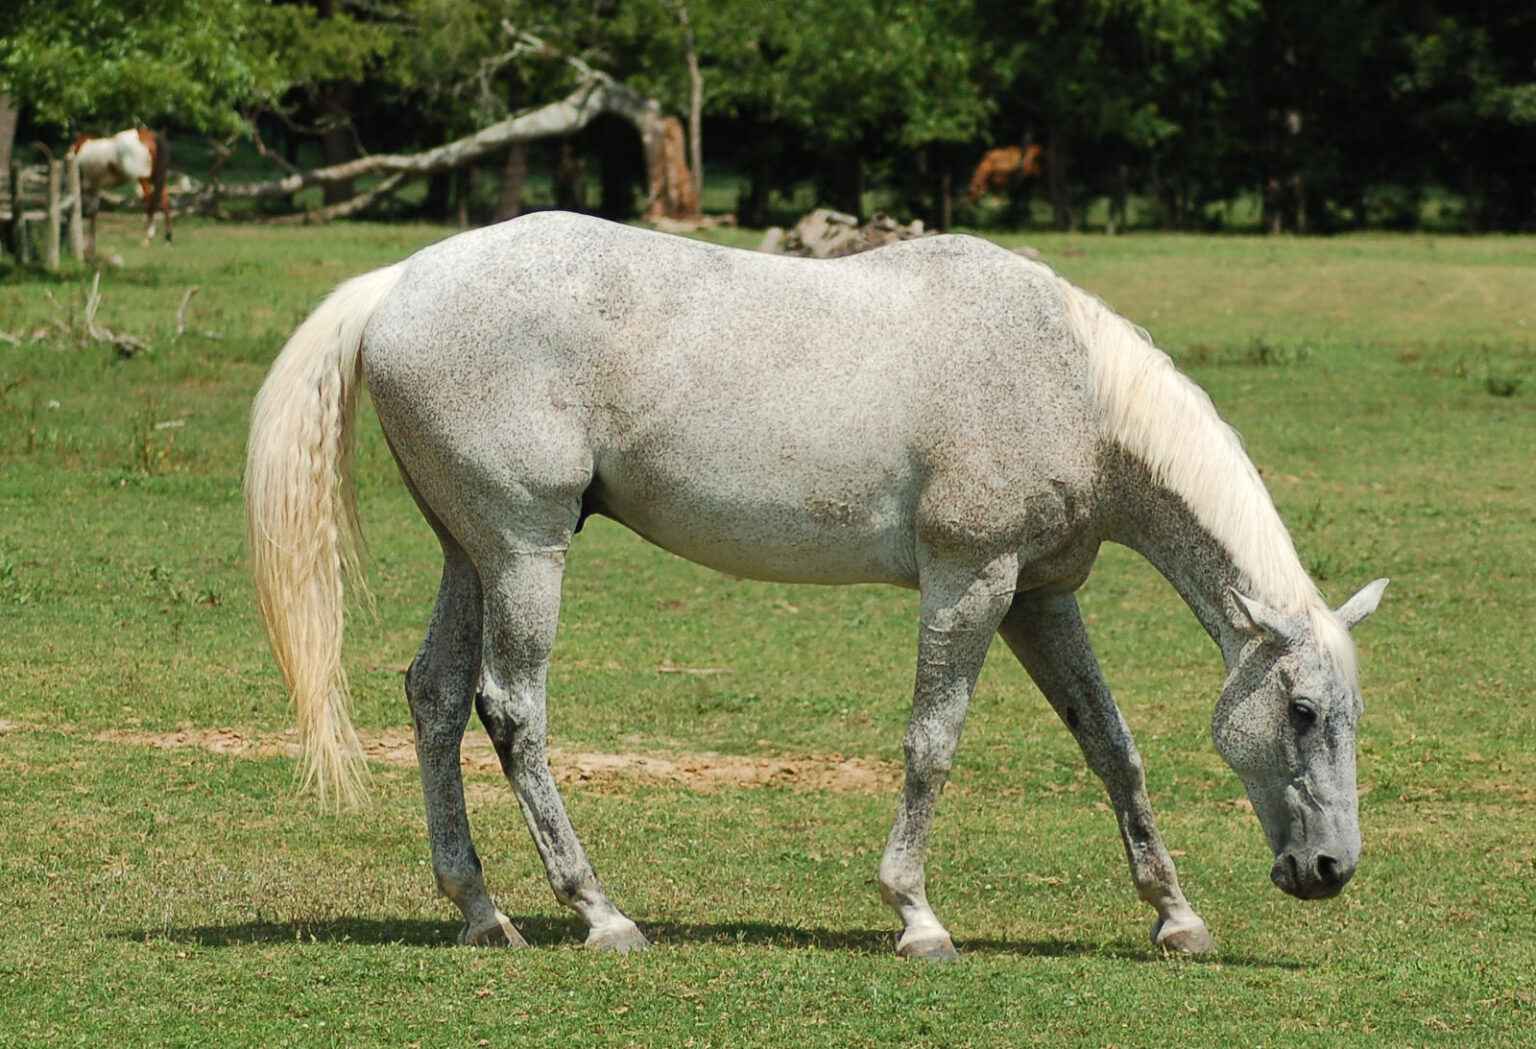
[174,287,199,337]
[187,28,679,224]
[258,172,411,225]
[200,34,658,205]
[84,272,149,357]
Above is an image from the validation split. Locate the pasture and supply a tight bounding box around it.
[1,215,1533,1047]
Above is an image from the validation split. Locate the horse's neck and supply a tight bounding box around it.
[1100,448,1317,670]
[1070,282,1323,667]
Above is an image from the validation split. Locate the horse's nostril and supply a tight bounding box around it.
[1314,853,1352,891]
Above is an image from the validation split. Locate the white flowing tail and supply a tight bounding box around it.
[244,264,405,807]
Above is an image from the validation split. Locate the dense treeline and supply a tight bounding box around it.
[2,0,1532,232]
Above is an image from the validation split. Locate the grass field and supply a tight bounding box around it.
[1,214,1533,1047]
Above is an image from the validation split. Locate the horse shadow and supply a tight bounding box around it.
[113,916,1300,968]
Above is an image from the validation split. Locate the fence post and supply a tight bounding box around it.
[8,161,29,265]
[45,159,62,271]
[67,151,85,262]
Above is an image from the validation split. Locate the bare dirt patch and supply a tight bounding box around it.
[80,725,899,794]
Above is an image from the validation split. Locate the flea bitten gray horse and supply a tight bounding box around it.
[246,212,1386,958]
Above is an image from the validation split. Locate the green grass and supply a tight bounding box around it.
[2,214,1534,1047]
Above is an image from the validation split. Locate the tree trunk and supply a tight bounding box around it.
[642,116,699,220]
[496,141,528,221]
[319,83,357,204]
[314,0,355,204]
[676,2,704,206]
[596,123,637,219]
[738,144,772,229]
[555,139,585,211]
[455,166,472,227]
[821,146,864,218]
[424,171,452,219]
[1108,163,1129,235]
[0,94,17,192]
[1047,127,1073,231]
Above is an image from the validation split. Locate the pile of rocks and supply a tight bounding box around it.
[757,208,932,257]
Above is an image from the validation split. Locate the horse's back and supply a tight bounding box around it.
[73,129,153,186]
[363,213,1098,584]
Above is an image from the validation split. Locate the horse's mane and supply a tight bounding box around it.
[1055,277,1358,684]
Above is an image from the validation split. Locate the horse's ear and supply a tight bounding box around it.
[1229,588,1288,640]
[1336,578,1389,631]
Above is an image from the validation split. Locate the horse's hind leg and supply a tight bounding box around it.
[998,592,1214,954]
[407,544,526,947]
[139,178,158,243]
[475,545,648,953]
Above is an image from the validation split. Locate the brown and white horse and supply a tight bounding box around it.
[69,127,173,246]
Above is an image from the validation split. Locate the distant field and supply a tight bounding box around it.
[1,215,1532,1047]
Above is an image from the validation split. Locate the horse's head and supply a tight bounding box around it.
[1212,579,1388,900]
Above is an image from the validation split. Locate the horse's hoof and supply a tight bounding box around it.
[460,911,529,948]
[897,934,960,962]
[1151,916,1216,955]
[585,920,650,954]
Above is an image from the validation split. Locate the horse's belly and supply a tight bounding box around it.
[591,455,920,587]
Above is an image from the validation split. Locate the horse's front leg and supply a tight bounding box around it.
[998,591,1214,954]
[879,551,1018,960]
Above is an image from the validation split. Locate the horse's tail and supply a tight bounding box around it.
[244,263,405,807]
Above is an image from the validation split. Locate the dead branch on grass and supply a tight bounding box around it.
[174,287,199,336]
[172,285,222,341]
[83,272,149,357]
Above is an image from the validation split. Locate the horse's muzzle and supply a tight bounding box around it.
[1271,850,1354,899]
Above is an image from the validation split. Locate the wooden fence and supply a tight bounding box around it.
[1,150,85,269]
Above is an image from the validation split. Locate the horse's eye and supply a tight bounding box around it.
[1289,700,1319,731]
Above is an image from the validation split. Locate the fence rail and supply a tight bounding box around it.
[3,154,85,268]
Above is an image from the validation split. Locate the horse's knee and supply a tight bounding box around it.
[903,719,957,779]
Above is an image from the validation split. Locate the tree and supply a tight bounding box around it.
[694,0,994,221]
[0,0,308,137]
[974,0,1256,230]
[1396,5,1536,230]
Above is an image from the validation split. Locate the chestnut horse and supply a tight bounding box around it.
[69,127,173,246]
[967,143,1043,204]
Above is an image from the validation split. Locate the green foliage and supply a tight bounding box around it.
[1,0,272,134]
[3,1,1535,230]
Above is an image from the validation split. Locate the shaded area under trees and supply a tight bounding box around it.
[1,0,1532,233]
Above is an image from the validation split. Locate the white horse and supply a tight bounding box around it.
[69,127,173,247]
[246,212,1386,958]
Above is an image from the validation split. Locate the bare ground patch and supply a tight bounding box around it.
[69,724,900,794]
